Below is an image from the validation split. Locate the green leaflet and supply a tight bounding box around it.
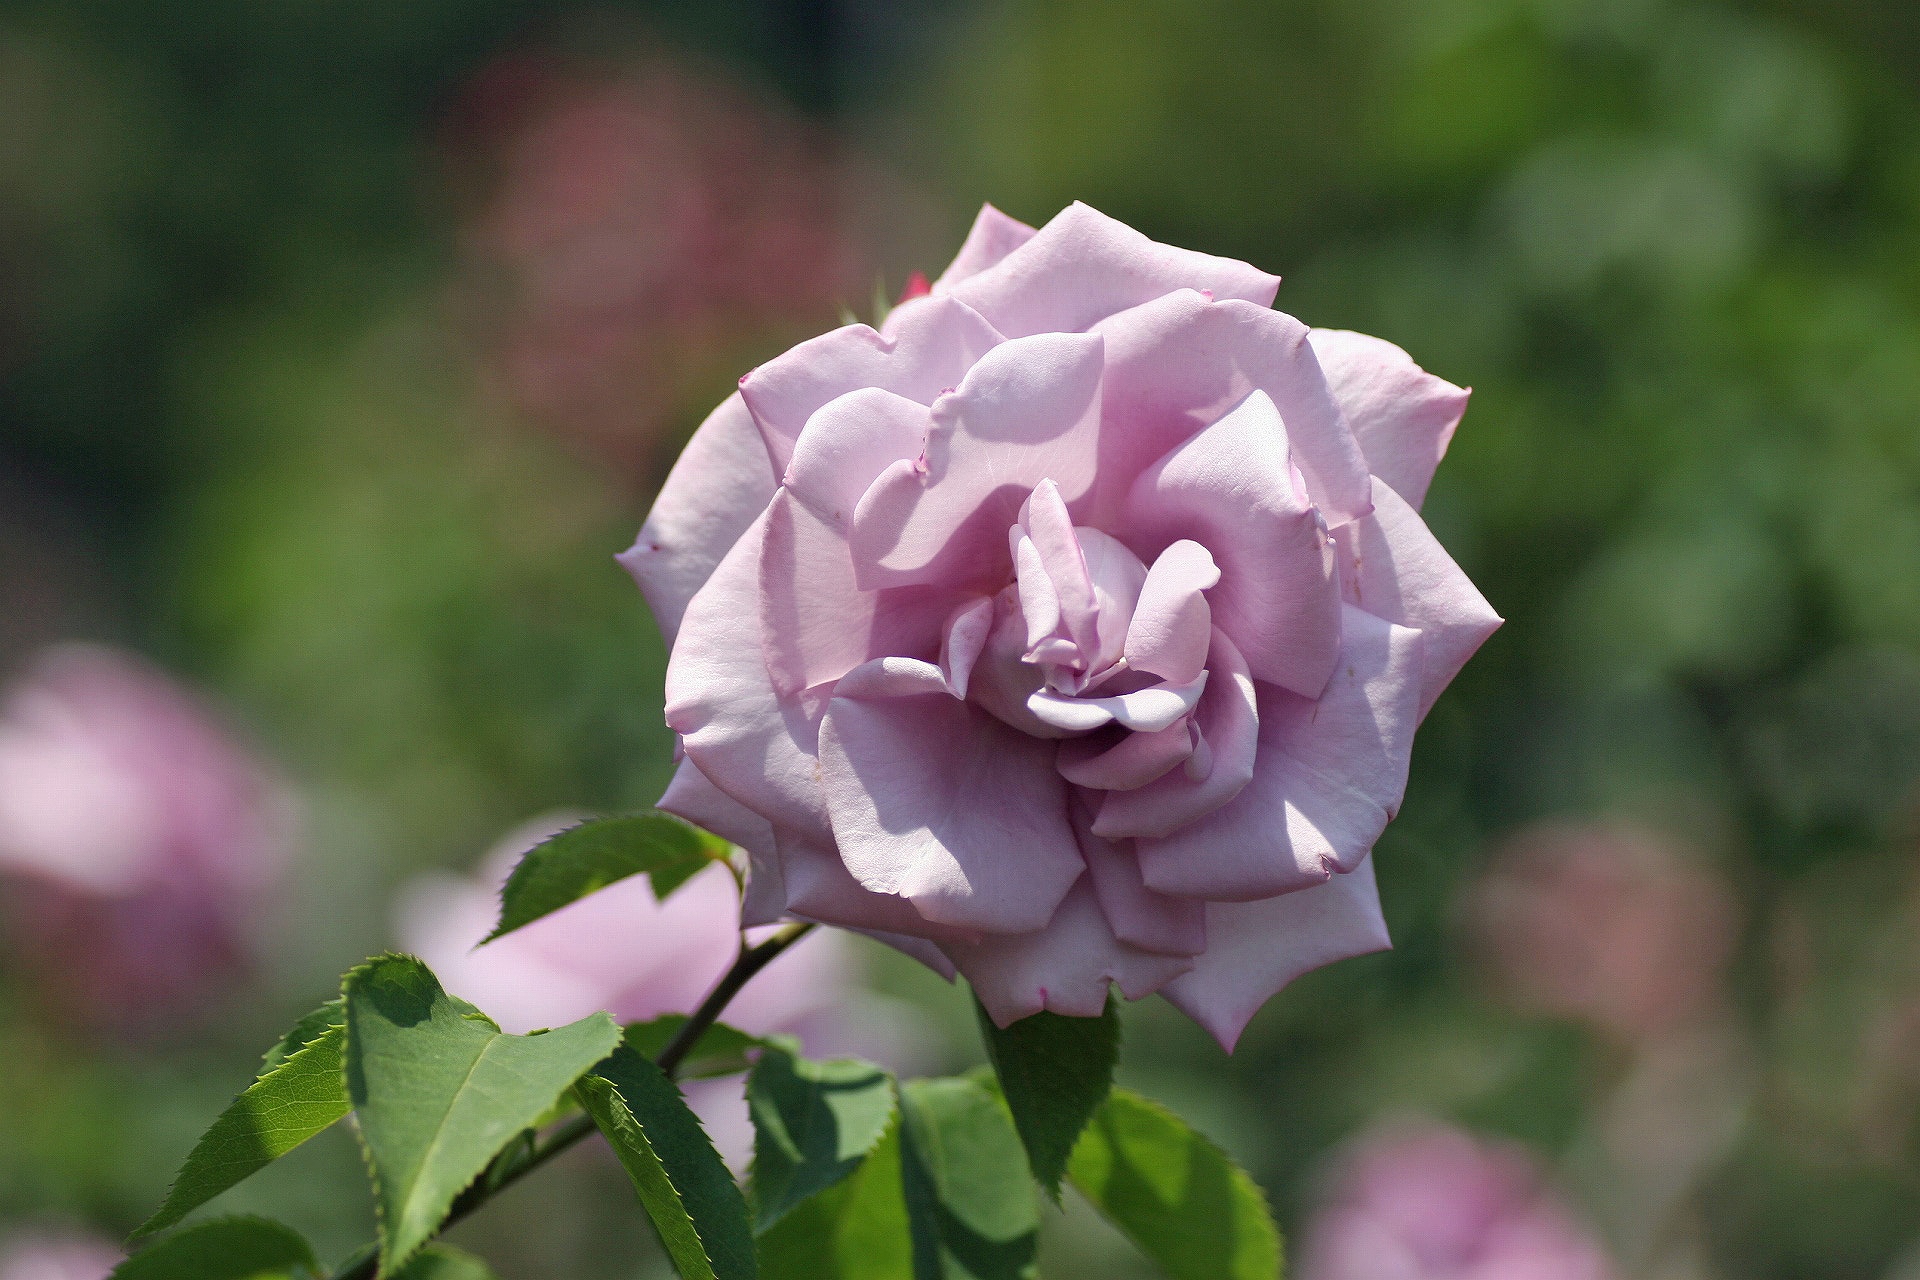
[113,1216,318,1280]
[624,1014,765,1079]
[898,1077,1039,1280]
[746,1044,896,1231]
[343,954,622,1272]
[487,812,726,941]
[973,993,1119,1200]
[576,1044,757,1280]
[389,1245,500,1279]
[757,1123,911,1280]
[136,1018,352,1238]
[1065,1087,1282,1280]
[260,999,345,1076]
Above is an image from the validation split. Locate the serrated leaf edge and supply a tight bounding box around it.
[745,1050,899,1235]
[578,1069,727,1280]
[484,813,722,944]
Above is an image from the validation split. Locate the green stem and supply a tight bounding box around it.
[329,921,816,1279]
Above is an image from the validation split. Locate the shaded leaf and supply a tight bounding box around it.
[260,999,344,1076]
[136,1022,351,1238]
[757,1122,911,1280]
[898,1077,1039,1280]
[488,813,725,941]
[746,1045,896,1231]
[625,1015,765,1079]
[973,993,1119,1200]
[1065,1087,1282,1280]
[344,954,622,1272]
[576,1044,757,1280]
[113,1216,318,1280]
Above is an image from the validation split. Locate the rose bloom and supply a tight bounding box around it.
[0,1232,120,1280]
[0,645,293,1031]
[1467,822,1738,1044]
[398,816,929,1165]
[625,202,1500,1046]
[1297,1124,1616,1280]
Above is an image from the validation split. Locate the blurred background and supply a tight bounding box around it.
[1,0,1918,1276]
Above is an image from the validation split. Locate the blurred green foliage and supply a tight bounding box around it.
[3,0,1920,1277]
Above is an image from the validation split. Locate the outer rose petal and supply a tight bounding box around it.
[1094,291,1373,525]
[759,490,960,697]
[1332,478,1502,719]
[818,668,1084,934]
[1308,329,1469,511]
[1123,389,1341,698]
[935,203,1040,291]
[945,879,1195,1026]
[620,392,775,645]
[665,511,834,846]
[1134,608,1422,901]
[949,201,1280,339]
[739,295,1004,473]
[775,828,979,947]
[658,755,783,925]
[851,331,1105,590]
[1161,856,1391,1051]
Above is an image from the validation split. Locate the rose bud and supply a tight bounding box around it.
[624,202,1499,1046]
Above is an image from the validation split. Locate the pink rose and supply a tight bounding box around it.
[624,202,1499,1046]
[0,645,294,1031]
[1297,1124,1615,1280]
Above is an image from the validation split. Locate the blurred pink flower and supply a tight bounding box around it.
[0,644,295,1032]
[396,814,932,1166]
[446,49,874,471]
[1298,1124,1616,1280]
[1467,822,1738,1043]
[0,1232,120,1280]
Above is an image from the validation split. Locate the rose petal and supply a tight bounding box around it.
[620,392,776,645]
[776,828,979,947]
[944,879,1195,1026]
[1160,855,1391,1051]
[1093,628,1258,838]
[1309,329,1469,511]
[783,388,932,530]
[1123,539,1219,685]
[739,295,1004,473]
[1122,389,1341,697]
[935,203,1040,291]
[850,331,1105,590]
[665,510,834,846]
[658,755,783,926]
[1075,807,1206,957]
[1134,607,1423,901]
[759,490,958,697]
[1092,291,1372,525]
[819,671,1084,933]
[1332,478,1502,719]
[1056,719,1193,791]
[1027,671,1206,735]
[949,201,1280,340]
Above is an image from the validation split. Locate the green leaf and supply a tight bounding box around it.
[897,1077,1039,1280]
[746,1045,896,1231]
[757,1123,911,1280]
[488,813,726,941]
[389,1245,500,1280]
[1065,1087,1282,1280]
[113,1216,318,1280]
[135,1021,352,1238]
[260,999,344,1076]
[973,993,1119,1201]
[575,1044,757,1280]
[625,1015,765,1079]
[343,954,623,1272]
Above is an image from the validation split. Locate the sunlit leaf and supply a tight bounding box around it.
[757,1123,911,1280]
[898,1077,1039,1280]
[344,954,622,1272]
[1065,1087,1282,1280]
[624,1015,765,1079]
[487,813,726,941]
